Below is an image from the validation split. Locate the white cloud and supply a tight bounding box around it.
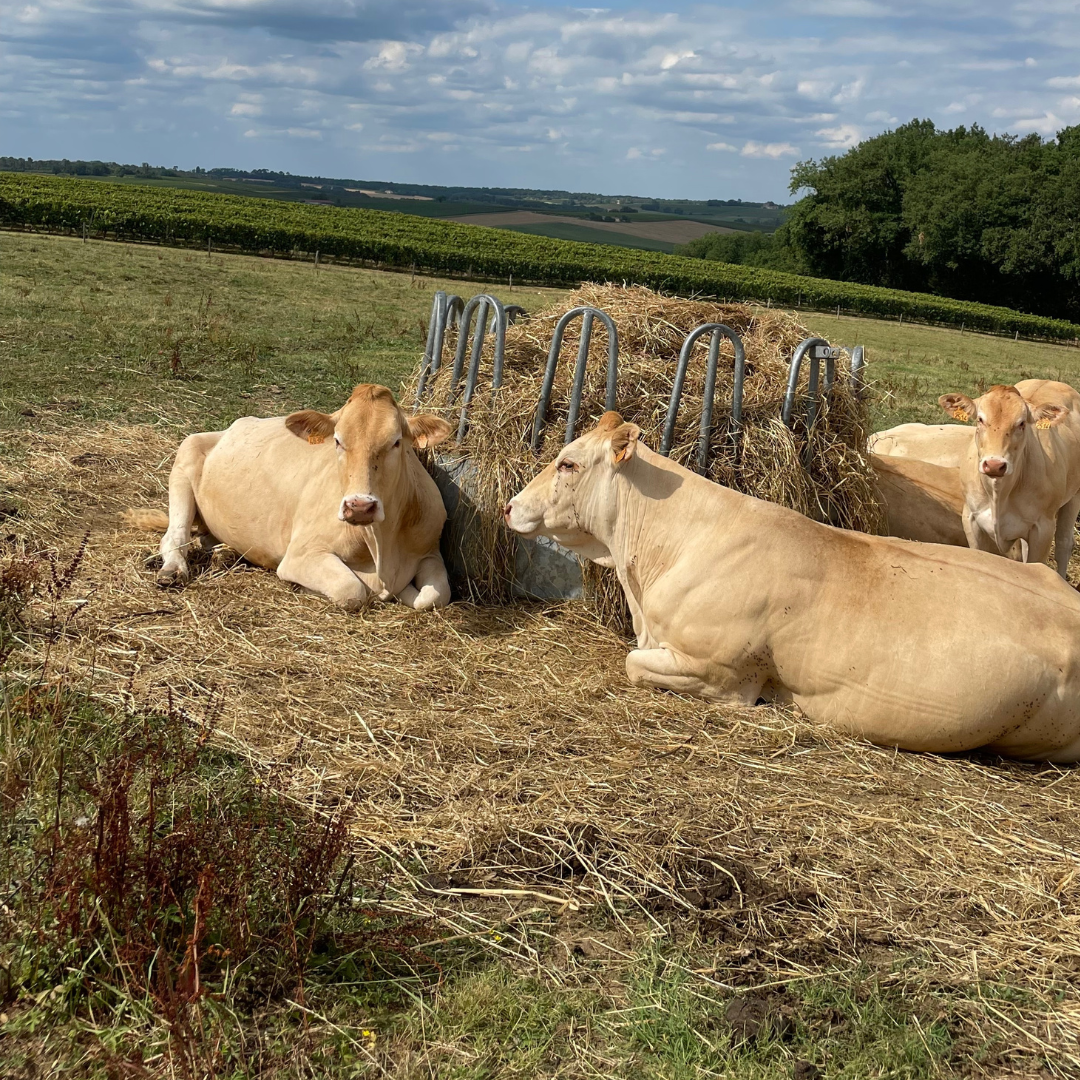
[230,102,261,117]
[365,41,423,72]
[741,140,800,158]
[797,79,834,99]
[707,141,738,151]
[816,123,861,148]
[832,78,865,104]
[660,50,695,70]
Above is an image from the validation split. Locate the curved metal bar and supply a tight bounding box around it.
[850,345,865,398]
[449,295,489,393]
[456,294,507,442]
[660,324,746,471]
[416,291,449,404]
[446,294,464,328]
[530,307,619,451]
[781,337,838,429]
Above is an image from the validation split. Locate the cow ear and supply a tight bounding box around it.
[595,410,626,433]
[407,413,453,449]
[1033,402,1069,429]
[286,409,336,445]
[610,422,641,467]
[938,393,977,423]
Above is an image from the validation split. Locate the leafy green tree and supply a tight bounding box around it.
[684,119,1080,320]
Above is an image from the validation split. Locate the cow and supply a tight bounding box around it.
[938,379,1080,577]
[128,384,454,610]
[870,454,967,547]
[868,422,972,469]
[504,411,1080,761]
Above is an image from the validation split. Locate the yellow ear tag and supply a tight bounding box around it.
[949,409,970,422]
[1036,418,1053,429]
[307,434,326,445]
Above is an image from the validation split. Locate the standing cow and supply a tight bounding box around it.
[939,380,1080,577]
[129,384,453,610]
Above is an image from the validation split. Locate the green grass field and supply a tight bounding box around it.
[801,311,1080,430]
[4,232,1080,1078]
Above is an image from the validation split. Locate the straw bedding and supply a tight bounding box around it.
[405,284,885,621]
[4,420,1080,1073]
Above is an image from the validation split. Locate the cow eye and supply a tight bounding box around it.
[557,459,576,473]
[334,436,344,449]
[393,437,401,449]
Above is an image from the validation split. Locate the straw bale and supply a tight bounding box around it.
[5,422,1080,1070]
[405,284,885,624]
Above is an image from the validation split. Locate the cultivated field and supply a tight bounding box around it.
[4,232,1080,1078]
[448,211,739,252]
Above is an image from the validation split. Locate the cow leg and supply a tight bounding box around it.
[962,509,1002,556]
[1053,494,1080,578]
[158,432,221,586]
[626,646,761,705]
[1025,519,1056,570]
[277,550,371,611]
[395,553,451,611]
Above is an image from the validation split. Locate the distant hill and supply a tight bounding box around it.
[0,156,787,251]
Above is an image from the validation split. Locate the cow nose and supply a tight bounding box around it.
[981,458,1008,478]
[340,495,380,523]
[502,501,513,523]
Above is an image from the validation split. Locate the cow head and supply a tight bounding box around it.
[504,412,640,558]
[285,384,451,526]
[939,385,1069,479]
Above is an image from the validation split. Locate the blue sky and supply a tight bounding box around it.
[3,0,1080,200]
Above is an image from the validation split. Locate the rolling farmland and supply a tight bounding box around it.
[4,172,1080,342]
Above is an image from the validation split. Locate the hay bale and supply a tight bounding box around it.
[405,283,885,627]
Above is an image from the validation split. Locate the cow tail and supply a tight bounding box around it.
[122,508,170,532]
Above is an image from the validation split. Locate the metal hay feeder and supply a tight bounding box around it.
[416,291,867,602]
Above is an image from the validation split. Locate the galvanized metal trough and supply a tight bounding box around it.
[415,291,867,601]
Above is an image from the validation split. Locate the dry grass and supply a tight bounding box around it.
[5,418,1080,1074]
[406,284,884,626]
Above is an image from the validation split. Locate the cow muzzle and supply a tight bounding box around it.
[339,494,383,525]
[980,457,1009,479]
[503,496,543,537]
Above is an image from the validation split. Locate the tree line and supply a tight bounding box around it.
[681,120,1080,322]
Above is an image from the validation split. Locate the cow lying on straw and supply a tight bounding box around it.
[129,384,453,610]
[868,422,972,469]
[505,411,1080,761]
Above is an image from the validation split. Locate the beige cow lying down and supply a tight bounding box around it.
[870,454,967,548]
[506,412,1080,762]
[129,384,453,610]
[868,422,973,469]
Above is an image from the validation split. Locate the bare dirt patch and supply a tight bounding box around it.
[6,420,1080,1071]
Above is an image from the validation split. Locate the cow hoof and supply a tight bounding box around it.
[156,565,189,587]
[338,595,368,612]
[412,585,445,611]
